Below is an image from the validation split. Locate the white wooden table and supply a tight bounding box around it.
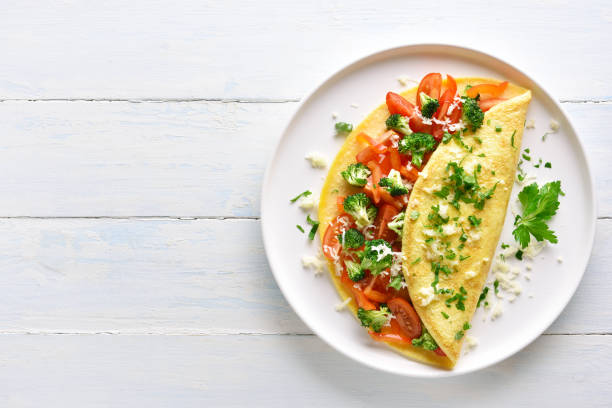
[1,1,610,406]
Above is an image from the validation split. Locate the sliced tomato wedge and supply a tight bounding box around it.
[386,92,416,117]
[336,195,346,213]
[409,115,431,133]
[387,297,422,339]
[374,204,399,241]
[356,132,377,146]
[322,215,352,261]
[350,286,377,310]
[389,147,402,171]
[479,97,507,112]
[366,161,382,204]
[378,188,403,210]
[434,347,446,356]
[417,73,442,107]
[466,81,508,99]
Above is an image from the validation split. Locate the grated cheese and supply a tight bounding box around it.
[305,152,328,169]
[335,297,352,311]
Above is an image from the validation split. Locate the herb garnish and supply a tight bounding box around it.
[306,215,319,240]
[290,190,312,203]
[512,181,563,248]
[477,286,489,308]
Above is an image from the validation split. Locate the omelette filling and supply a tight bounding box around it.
[321,73,509,356]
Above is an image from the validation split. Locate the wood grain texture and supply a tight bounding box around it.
[1,1,611,101]
[0,217,608,335]
[0,334,609,407]
[0,101,609,216]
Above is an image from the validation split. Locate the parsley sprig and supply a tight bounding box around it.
[512,181,563,249]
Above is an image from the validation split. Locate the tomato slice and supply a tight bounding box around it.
[367,161,382,204]
[409,115,431,133]
[417,73,442,107]
[479,97,507,112]
[322,216,352,261]
[386,92,416,117]
[336,196,346,213]
[374,204,399,241]
[466,81,508,99]
[351,286,377,310]
[387,297,422,339]
[356,132,377,146]
[434,347,446,356]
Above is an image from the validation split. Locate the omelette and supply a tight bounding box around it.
[318,73,531,368]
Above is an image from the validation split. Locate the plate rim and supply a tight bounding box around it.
[261,43,597,378]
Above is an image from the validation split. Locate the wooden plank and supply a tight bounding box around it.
[0,217,607,335]
[0,100,293,217]
[0,101,609,217]
[0,333,609,406]
[1,1,611,100]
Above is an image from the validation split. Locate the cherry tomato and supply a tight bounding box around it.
[417,73,442,107]
[374,204,399,242]
[479,97,507,112]
[322,216,352,261]
[386,92,416,117]
[387,297,422,339]
[350,286,377,310]
[466,81,508,99]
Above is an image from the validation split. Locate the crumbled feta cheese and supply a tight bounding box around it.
[417,286,435,306]
[465,335,479,351]
[524,240,547,259]
[465,270,477,279]
[525,119,535,129]
[335,297,352,311]
[397,76,417,86]
[419,170,428,179]
[302,253,326,275]
[305,152,328,169]
[550,119,560,132]
[350,103,359,108]
[438,203,449,218]
[331,112,339,119]
[298,195,318,211]
[557,257,564,263]
[442,224,457,236]
[525,263,533,271]
[491,302,504,320]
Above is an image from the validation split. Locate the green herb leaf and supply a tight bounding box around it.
[296,225,305,233]
[335,122,353,134]
[290,190,312,203]
[512,181,563,248]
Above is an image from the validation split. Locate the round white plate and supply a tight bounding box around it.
[261,44,596,377]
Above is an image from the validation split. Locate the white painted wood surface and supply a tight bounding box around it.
[0,1,610,406]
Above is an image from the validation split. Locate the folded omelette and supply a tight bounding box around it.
[318,74,531,368]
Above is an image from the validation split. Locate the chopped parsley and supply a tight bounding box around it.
[441,311,449,319]
[515,249,524,260]
[468,215,482,227]
[445,286,467,311]
[306,215,319,240]
[495,126,502,132]
[296,225,305,233]
[335,122,353,134]
[494,279,500,295]
[522,153,531,161]
[545,162,551,168]
[290,190,312,203]
[501,243,509,249]
[459,254,471,261]
[477,286,489,308]
[411,257,422,265]
[512,181,563,248]
[510,130,516,148]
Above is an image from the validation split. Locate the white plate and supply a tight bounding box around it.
[261,44,596,377]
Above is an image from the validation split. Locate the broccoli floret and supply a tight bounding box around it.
[387,211,405,236]
[385,114,412,136]
[357,305,391,332]
[412,328,438,351]
[337,228,365,249]
[361,239,393,275]
[335,122,353,134]
[378,169,409,196]
[341,163,371,187]
[461,96,484,131]
[398,132,436,167]
[343,193,378,229]
[345,260,365,282]
[419,92,440,118]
